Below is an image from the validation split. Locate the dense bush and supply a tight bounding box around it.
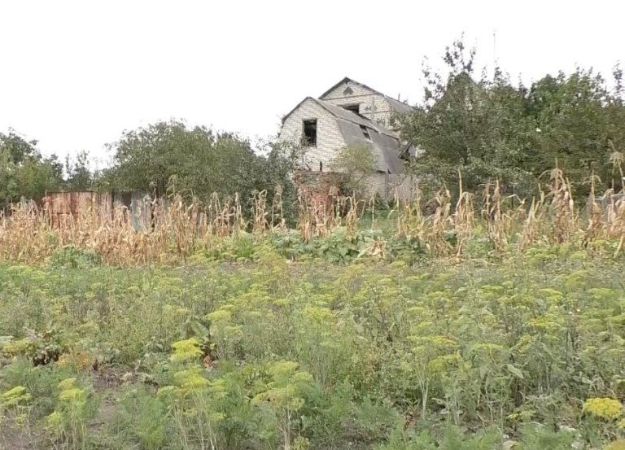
[99,121,297,221]
[0,131,64,211]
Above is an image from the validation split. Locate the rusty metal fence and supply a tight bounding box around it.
[42,191,153,231]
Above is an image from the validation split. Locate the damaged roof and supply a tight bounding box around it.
[335,120,406,173]
[319,76,414,115]
[302,97,408,174]
[282,97,393,137]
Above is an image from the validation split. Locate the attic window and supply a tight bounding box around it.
[360,125,372,141]
[302,119,317,147]
[342,104,360,115]
[343,87,353,95]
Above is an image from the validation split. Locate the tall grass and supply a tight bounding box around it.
[2,168,625,265]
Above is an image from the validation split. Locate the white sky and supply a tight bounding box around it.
[0,0,623,169]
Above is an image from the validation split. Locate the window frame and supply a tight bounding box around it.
[302,118,318,147]
[359,125,372,141]
[341,103,361,115]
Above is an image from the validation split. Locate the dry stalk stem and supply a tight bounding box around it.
[3,167,625,265]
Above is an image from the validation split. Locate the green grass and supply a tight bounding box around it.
[1,244,625,448]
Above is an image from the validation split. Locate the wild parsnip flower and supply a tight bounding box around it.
[46,411,64,430]
[1,386,31,407]
[170,338,203,363]
[583,397,623,420]
[173,368,209,391]
[59,388,86,403]
[604,439,625,450]
[206,309,232,323]
[57,378,77,391]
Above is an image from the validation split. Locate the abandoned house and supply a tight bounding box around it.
[280,77,416,202]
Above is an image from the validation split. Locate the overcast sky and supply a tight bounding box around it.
[0,0,623,168]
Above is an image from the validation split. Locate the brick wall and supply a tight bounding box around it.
[280,98,346,171]
[321,80,395,129]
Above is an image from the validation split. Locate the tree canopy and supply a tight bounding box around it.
[0,131,64,210]
[100,120,296,216]
[399,40,625,198]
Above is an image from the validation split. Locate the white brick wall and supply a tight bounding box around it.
[279,98,347,171]
[322,80,374,99]
[321,80,395,128]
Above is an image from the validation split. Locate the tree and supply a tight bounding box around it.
[399,39,625,199]
[0,130,63,210]
[525,69,625,193]
[103,120,296,216]
[330,145,376,197]
[400,40,535,196]
[65,151,94,191]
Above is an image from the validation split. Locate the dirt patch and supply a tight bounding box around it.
[0,417,44,450]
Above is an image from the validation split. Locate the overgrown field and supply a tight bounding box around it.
[2,244,625,449]
[3,170,625,449]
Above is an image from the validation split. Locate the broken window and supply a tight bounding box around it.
[360,125,372,141]
[342,104,360,115]
[302,119,317,147]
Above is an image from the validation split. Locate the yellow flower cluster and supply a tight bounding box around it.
[605,440,625,450]
[583,397,623,420]
[1,386,31,407]
[170,338,203,363]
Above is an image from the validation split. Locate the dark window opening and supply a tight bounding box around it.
[319,161,323,172]
[302,119,317,146]
[360,125,372,141]
[343,87,353,95]
[342,104,360,115]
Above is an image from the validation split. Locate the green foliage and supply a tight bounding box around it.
[101,120,296,217]
[1,385,31,408]
[116,387,170,449]
[518,424,577,449]
[49,246,102,269]
[400,39,625,198]
[331,145,377,196]
[204,234,261,262]
[45,377,97,448]
[2,244,625,447]
[64,150,95,191]
[0,130,64,209]
[1,330,65,367]
[270,229,388,263]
